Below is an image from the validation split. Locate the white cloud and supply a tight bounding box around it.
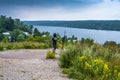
[12,0,120,20]
[76,0,120,20]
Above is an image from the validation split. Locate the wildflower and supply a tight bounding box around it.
[118,72,120,78]
[104,64,109,73]
[85,61,91,69]
[114,70,117,74]
[93,58,103,65]
[79,56,86,61]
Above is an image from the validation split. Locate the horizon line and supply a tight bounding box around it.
[23,20,120,21]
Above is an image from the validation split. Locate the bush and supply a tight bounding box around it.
[0,41,52,52]
[17,34,25,42]
[46,51,56,59]
[0,45,4,51]
[2,37,9,43]
[59,42,120,80]
[59,45,82,68]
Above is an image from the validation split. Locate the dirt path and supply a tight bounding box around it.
[0,49,71,80]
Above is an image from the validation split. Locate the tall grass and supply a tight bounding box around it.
[46,51,56,59]
[0,41,51,51]
[59,42,120,80]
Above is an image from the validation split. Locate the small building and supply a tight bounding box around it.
[2,32,10,36]
[2,32,11,41]
[23,32,30,36]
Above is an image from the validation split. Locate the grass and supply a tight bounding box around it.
[0,42,51,51]
[59,42,120,80]
[46,51,56,59]
[0,74,4,77]
[20,70,26,73]
[32,78,37,80]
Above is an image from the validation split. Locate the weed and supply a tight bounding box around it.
[0,74,4,77]
[20,70,26,73]
[59,42,120,80]
[46,51,56,59]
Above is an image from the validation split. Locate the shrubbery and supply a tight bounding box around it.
[46,51,56,59]
[0,45,4,51]
[59,42,120,80]
[0,42,52,51]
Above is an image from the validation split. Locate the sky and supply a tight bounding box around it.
[0,0,120,20]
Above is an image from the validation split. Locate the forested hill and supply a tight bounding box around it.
[23,20,120,31]
[0,15,33,33]
[0,15,34,41]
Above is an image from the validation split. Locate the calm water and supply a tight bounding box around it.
[34,26,120,44]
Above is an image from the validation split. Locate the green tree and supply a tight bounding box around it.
[5,17,14,31]
[80,38,94,46]
[104,41,117,47]
[28,25,33,34]
[17,34,25,42]
[34,28,41,36]
[0,33,4,41]
[27,35,34,41]
[0,15,6,32]
[10,30,21,42]
[0,15,33,35]
[2,37,9,43]
[42,31,50,36]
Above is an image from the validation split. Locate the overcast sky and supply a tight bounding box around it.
[0,0,120,20]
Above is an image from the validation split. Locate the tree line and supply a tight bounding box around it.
[0,15,77,44]
[24,20,120,31]
[0,15,51,42]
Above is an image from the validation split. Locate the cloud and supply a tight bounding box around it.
[0,0,103,16]
[0,0,120,20]
[11,0,120,20]
[75,0,120,20]
[0,0,103,7]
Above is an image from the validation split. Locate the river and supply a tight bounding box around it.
[34,26,120,44]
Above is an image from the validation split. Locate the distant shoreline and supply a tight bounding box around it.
[34,25,120,32]
[23,20,120,31]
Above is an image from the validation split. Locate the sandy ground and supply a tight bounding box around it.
[0,49,72,80]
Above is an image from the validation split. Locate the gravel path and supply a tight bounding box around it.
[0,49,71,80]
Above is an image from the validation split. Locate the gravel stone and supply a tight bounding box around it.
[0,49,72,80]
